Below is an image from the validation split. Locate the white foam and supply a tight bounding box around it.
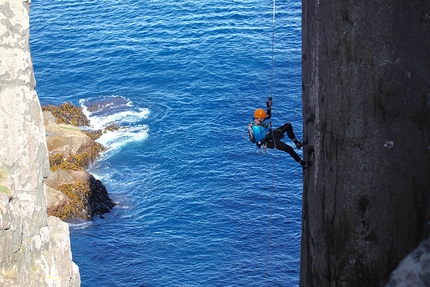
[68,220,93,230]
[79,96,150,156]
[88,108,150,130]
[97,124,149,150]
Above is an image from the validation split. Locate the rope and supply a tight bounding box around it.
[270,0,276,99]
[273,105,301,124]
[266,0,276,283]
[266,126,276,284]
[265,107,301,283]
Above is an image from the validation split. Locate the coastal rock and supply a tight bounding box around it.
[386,238,430,287]
[0,0,80,285]
[44,110,93,158]
[43,108,115,220]
[301,0,430,286]
[46,169,115,220]
[46,185,70,215]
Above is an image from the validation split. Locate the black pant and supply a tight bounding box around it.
[265,123,301,162]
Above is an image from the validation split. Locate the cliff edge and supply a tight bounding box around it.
[0,1,80,286]
[301,0,430,286]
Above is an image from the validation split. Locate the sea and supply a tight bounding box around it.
[29,0,304,286]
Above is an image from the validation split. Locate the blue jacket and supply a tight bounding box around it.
[251,120,271,143]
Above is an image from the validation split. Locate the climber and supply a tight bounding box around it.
[248,105,312,170]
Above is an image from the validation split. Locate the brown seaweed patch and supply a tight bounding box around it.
[49,153,89,171]
[42,102,89,126]
[83,130,103,141]
[49,179,91,220]
[49,149,103,171]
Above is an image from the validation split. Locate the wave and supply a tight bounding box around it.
[79,95,149,156]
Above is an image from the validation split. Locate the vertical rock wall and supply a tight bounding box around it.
[301,0,430,286]
[0,1,80,286]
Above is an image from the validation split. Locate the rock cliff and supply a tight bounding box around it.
[301,0,430,286]
[0,1,80,286]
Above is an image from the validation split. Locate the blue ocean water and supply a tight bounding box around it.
[30,0,303,286]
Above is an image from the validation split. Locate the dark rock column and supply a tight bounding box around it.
[301,0,430,286]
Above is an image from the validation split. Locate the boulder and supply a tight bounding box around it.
[43,107,115,221]
[44,111,93,157]
[386,238,430,287]
[46,185,70,215]
[46,169,115,220]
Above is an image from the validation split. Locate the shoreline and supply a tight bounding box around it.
[43,102,115,221]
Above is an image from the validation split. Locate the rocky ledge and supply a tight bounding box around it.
[42,102,115,221]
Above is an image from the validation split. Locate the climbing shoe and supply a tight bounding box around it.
[295,140,308,150]
[301,161,313,170]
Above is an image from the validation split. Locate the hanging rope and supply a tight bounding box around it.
[270,0,276,100]
[265,128,276,284]
[273,105,301,124]
[266,0,277,283]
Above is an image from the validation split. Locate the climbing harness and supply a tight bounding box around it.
[255,143,267,155]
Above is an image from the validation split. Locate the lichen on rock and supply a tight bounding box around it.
[0,1,81,284]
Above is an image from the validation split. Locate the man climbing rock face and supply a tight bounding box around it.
[248,98,312,170]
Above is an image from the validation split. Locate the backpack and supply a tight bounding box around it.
[247,121,256,143]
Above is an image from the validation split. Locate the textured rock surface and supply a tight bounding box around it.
[386,238,430,287]
[44,111,93,158]
[0,1,80,286]
[46,169,115,220]
[43,109,115,220]
[301,0,430,286]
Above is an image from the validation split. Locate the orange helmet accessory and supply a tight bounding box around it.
[254,108,267,119]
